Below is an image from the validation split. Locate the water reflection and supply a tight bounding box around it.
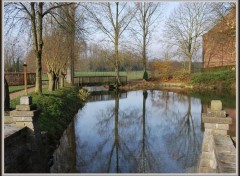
[75,90,203,173]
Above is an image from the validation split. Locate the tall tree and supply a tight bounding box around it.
[42,31,69,91]
[4,2,72,94]
[164,2,218,74]
[133,2,163,80]
[86,2,136,87]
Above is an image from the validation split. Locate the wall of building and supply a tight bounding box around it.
[203,8,236,68]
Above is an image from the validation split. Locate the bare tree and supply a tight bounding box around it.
[4,2,72,95]
[42,31,69,91]
[86,2,137,87]
[4,39,24,72]
[133,2,163,79]
[164,2,217,74]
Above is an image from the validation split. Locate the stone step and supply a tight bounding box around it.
[199,166,216,173]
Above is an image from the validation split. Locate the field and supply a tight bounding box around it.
[9,85,34,93]
[74,71,148,81]
[42,71,149,81]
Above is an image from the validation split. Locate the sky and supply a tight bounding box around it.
[148,2,180,59]
[87,2,181,60]
[4,2,181,60]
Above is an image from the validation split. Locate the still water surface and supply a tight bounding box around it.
[74,90,204,173]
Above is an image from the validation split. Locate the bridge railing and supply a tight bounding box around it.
[73,76,127,87]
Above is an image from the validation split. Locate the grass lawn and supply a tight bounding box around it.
[10,85,85,154]
[43,71,150,81]
[9,85,35,93]
[190,67,236,90]
[74,71,150,81]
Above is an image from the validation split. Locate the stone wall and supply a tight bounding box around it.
[5,96,49,173]
[199,100,236,173]
[50,121,76,173]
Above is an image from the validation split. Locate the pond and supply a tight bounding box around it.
[74,90,204,173]
[50,89,236,173]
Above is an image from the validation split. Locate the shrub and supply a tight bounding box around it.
[149,59,171,81]
[143,71,148,80]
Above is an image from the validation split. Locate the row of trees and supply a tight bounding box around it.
[4,2,235,94]
[4,2,163,93]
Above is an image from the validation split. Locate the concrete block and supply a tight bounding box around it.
[199,166,216,173]
[210,159,217,169]
[211,100,222,111]
[199,159,210,167]
[10,109,40,117]
[16,121,34,129]
[202,114,232,124]
[206,108,226,117]
[16,104,37,111]
[204,123,229,130]
[20,96,32,105]
[13,117,33,122]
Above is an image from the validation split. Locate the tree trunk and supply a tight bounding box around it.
[31,2,43,95]
[47,72,55,91]
[115,2,120,87]
[66,4,76,84]
[4,77,10,111]
[188,57,192,74]
[143,3,147,73]
[60,76,64,88]
[55,76,59,90]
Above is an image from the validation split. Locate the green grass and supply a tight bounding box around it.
[190,68,236,90]
[74,71,149,81]
[9,85,34,93]
[10,85,84,154]
[43,71,150,81]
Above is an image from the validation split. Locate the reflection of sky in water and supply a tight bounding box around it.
[74,90,203,173]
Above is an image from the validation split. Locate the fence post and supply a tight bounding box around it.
[23,62,28,95]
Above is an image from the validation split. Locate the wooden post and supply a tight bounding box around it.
[23,62,28,95]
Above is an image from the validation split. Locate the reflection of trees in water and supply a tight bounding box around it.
[77,90,202,173]
[77,91,139,172]
[77,90,163,173]
[135,90,159,173]
[149,90,202,171]
[150,90,171,112]
[164,95,201,171]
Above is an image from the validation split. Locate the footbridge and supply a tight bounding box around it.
[73,76,127,87]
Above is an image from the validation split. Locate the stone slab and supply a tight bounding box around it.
[4,117,13,124]
[204,123,229,130]
[16,104,37,111]
[20,96,32,105]
[211,100,222,111]
[13,117,34,122]
[202,114,232,124]
[204,129,228,136]
[199,166,216,173]
[4,124,23,138]
[199,159,210,167]
[214,135,235,146]
[206,108,226,117]
[10,109,40,117]
[16,121,34,129]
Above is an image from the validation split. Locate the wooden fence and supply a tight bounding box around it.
[4,72,36,86]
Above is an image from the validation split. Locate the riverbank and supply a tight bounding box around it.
[121,66,236,96]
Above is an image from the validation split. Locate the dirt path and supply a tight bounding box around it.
[10,86,47,100]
